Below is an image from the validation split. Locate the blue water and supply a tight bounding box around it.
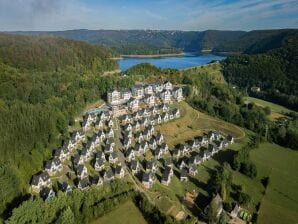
[118,53,226,71]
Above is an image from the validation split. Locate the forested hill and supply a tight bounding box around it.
[0,34,131,220]
[8,29,298,54]
[0,33,118,71]
[222,30,298,110]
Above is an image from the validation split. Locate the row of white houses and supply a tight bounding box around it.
[107,81,183,106]
[121,131,235,189]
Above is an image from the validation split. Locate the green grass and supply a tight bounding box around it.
[250,143,298,224]
[156,101,245,148]
[244,97,293,113]
[244,97,295,120]
[92,200,148,224]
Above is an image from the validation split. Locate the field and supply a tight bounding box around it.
[155,101,245,148]
[92,200,148,224]
[148,102,249,217]
[250,143,298,224]
[243,97,294,120]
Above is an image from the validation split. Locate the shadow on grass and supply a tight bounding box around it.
[212,148,237,166]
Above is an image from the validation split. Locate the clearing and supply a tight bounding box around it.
[92,200,148,224]
[155,101,245,148]
[244,97,294,120]
[250,143,298,224]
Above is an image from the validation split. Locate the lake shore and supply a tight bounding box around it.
[121,52,185,58]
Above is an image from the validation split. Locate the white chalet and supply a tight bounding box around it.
[172,87,183,101]
[127,98,139,111]
[144,85,154,95]
[144,95,156,107]
[160,90,172,103]
[164,81,173,90]
[45,158,62,176]
[131,85,144,99]
[31,171,51,193]
[153,83,164,93]
[107,90,121,105]
[121,90,132,101]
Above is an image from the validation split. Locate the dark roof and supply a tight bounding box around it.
[45,160,52,169]
[76,164,85,176]
[58,182,69,192]
[142,172,150,182]
[41,171,50,181]
[189,164,197,172]
[164,158,173,166]
[130,160,139,170]
[95,158,105,167]
[180,168,188,178]
[78,177,90,188]
[146,160,157,170]
[40,187,54,200]
[162,168,171,182]
[115,165,123,175]
[90,175,102,185]
[105,168,114,178]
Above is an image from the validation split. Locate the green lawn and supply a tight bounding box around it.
[243,97,295,120]
[250,143,298,224]
[156,101,245,148]
[244,97,294,113]
[92,200,148,224]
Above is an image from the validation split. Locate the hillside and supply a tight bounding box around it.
[222,31,298,110]
[0,34,132,220]
[8,29,298,55]
[0,33,118,71]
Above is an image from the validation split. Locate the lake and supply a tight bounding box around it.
[118,53,226,71]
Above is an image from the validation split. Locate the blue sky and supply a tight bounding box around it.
[0,0,297,31]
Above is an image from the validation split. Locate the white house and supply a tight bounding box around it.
[45,158,63,176]
[94,158,105,171]
[172,87,183,101]
[115,165,125,178]
[131,85,144,99]
[121,90,132,101]
[127,98,139,111]
[76,165,88,179]
[144,85,154,95]
[153,83,164,93]
[160,90,172,103]
[164,81,173,90]
[107,90,121,105]
[142,172,155,188]
[144,95,156,107]
[31,171,51,193]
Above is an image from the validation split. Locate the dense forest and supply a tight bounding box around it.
[0,34,134,221]
[8,29,297,55]
[222,30,298,110]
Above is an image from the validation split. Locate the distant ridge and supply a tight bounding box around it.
[6,29,298,55]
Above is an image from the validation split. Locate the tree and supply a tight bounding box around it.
[207,199,218,224]
[56,207,75,224]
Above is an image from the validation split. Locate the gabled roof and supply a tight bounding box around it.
[105,168,114,178]
[180,168,188,178]
[130,160,139,170]
[91,175,102,185]
[115,165,124,175]
[78,177,90,188]
[76,164,86,176]
[40,187,55,200]
[162,168,171,182]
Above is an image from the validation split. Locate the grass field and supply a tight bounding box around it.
[92,200,148,224]
[250,143,298,224]
[156,101,245,148]
[244,97,294,120]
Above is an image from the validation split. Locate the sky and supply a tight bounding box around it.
[0,0,297,31]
